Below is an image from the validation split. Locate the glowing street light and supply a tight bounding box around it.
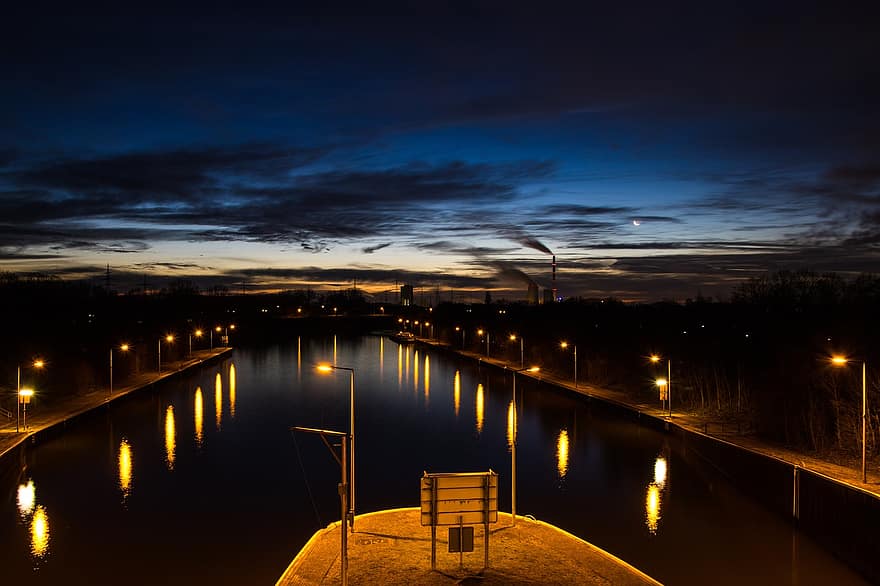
[16,359,44,432]
[158,335,174,373]
[477,329,490,357]
[831,355,867,483]
[454,326,465,348]
[316,363,357,531]
[189,329,203,356]
[510,334,524,369]
[110,343,130,398]
[560,341,577,389]
[650,354,672,418]
[19,388,34,430]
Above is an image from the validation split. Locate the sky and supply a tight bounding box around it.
[2,2,879,302]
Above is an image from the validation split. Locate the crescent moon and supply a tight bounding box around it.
[632,219,641,226]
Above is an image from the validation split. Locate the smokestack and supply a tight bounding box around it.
[551,255,557,301]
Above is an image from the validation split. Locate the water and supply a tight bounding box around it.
[0,336,868,585]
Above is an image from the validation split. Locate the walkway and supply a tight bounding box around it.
[276,508,660,586]
[0,347,232,460]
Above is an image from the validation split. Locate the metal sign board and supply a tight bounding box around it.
[448,526,474,553]
[420,471,498,526]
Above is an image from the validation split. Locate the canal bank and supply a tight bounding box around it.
[0,347,233,462]
[415,337,880,584]
[276,508,661,586]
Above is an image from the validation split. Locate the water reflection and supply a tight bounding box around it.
[405,346,410,380]
[194,387,204,447]
[424,355,430,401]
[646,483,661,535]
[17,480,35,518]
[397,345,403,387]
[475,383,484,433]
[453,370,461,417]
[645,453,668,534]
[215,373,223,430]
[379,337,384,379]
[119,438,133,499]
[30,505,50,558]
[414,350,420,393]
[165,405,176,470]
[654,455,667,489]
[297,336,302,381]
[229,364,237,419]
[557,429,570,480]
[507,401,516,448]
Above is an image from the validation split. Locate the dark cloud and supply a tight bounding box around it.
[362,243,392,254]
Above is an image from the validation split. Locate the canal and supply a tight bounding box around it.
[0,335,868,585]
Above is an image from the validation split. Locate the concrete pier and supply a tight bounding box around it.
[276,508,660,585]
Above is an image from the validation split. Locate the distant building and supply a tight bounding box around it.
[400,284,414,306]
[542,288,555,304]
[527,283,539,304]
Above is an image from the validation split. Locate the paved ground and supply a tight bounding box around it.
[0,347,232,459]
[276,508,660,586]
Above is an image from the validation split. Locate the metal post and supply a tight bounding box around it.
[110,349,114,397]
[210,329,213,350]
[340,435,349,586]
[158,339,161,373]
[668,359,672,418]
[519,338,524,369]
[574,345,577,390]
[16,365,20,432]
[863,361,867,483]
[483,474,490,569]
[349,369,356,531]
[431,477,437,570]
[512,373,517,527]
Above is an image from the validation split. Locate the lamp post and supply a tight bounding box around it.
[189,329,203,356]
[110,344,130,398]
[510,334,524,369]
[831,355,867,483]
[18,388,34,430]
[508,365,540,527]
[455,326,465,348]
[560,342,577,389]
[477,329,490,357]
[317,363,357,530]
[650,355,672,417]
[16,359,44,432]
[158,335,174,373]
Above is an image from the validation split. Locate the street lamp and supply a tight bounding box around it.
[508,365,540,526]
[477,329,490,357]
[455,326,465,348]
[189,330,202,356]
[560,342,577,389]
[831,355,867,483]
[110,343,130,398]
[16,359,44,432]
[650,355,672,418]
[510,334,524,369]
[158,335,174,373]
[317,363,357,530]
[18,388,34,430]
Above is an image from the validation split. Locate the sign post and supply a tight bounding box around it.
[420,470,498,571]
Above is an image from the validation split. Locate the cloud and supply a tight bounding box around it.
[362,242,392,254]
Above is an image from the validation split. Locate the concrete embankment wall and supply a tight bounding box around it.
[678,427,880,584]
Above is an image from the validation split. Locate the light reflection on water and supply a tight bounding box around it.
[229,364,237,419]
[164,406,176,470]
[30,505,50,558]
[453,370,461,417]
[557,429,569,480]
[475,383,484,434]
[0,336,868,586]
[118,439,133,499]
[194,387,204,447]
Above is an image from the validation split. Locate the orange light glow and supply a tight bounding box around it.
[17,480,35,517]
[646,483,661,534]
[164,406,176,470]
[194,387,204,447]
[831,355,849,366]
[453,370,461,417]
[229,364,236,419]
[475,384,484,433]
[30,505,50,558]
[557,429,570,480]
[215,373,222,429]
[119,438,133,498]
